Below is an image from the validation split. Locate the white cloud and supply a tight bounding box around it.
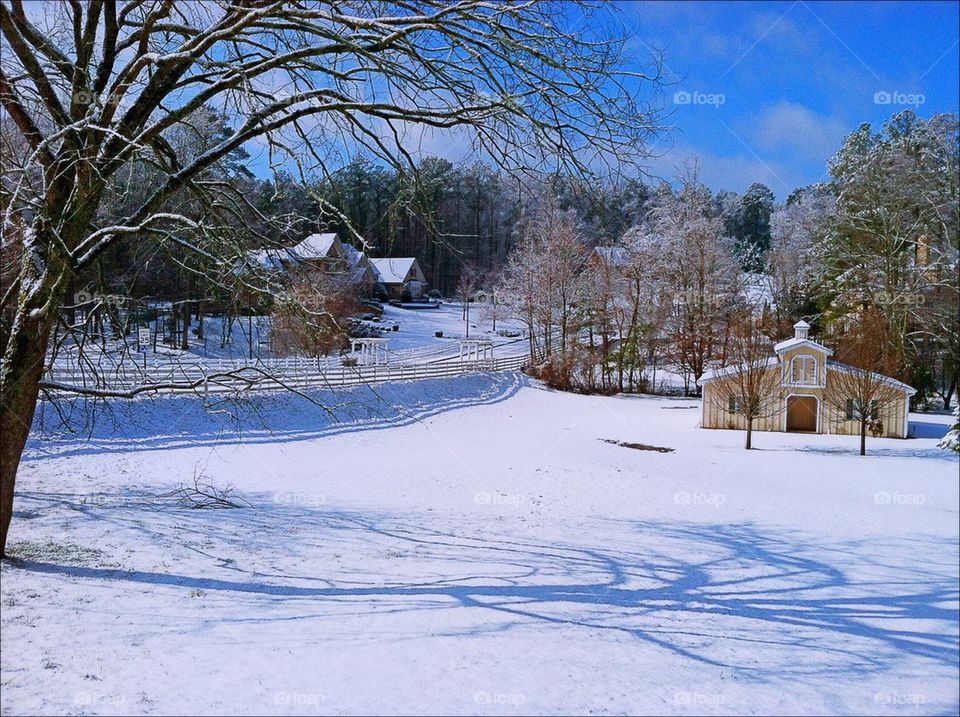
[644,140,803,198]
[752,101,848,163]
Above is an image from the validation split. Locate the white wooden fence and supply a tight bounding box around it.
[42,353,528,396]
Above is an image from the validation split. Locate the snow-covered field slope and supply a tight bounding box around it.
[2,375,958,716]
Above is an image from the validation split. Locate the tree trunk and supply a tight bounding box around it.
[1,290,58,557]
[860,420,867,456]
[746,419,753,450]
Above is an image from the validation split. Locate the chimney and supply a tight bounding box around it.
[794,320,810,340]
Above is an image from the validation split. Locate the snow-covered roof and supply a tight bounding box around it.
[697,356,915,396]
[826,361,917,396]
[287,233,340,260]
[349,265,375,283]
[246,233,340,270]
[371,257,417,284]
[698,357,780,386]
[773,337,834,356]
[341,242,368,268]
[245,249,284,270]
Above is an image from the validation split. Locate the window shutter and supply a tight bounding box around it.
[870,400,879,419]
[845,399,854,420]
[729,396,737,413]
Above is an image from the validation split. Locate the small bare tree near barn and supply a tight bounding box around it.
[707,312,783,450]
[824,310,907,456]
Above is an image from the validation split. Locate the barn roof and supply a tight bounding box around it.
[697,357,915,396]
[772,337,834,356]
[826,361,917,396]
[697,357,780,385]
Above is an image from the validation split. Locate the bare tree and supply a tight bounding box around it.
[766,194,833,334]
[823,309,908,456]
[580,249,621,391]
[477,273,507,334]
[497,232,545,363]
[271,272,359,358]
[621,225,670,393]
[706,312,782,449]
[0,0,666,556]
[454,264,479,338]
[651,169,741,394]
[542,205,587,354]
[498,196,586,365]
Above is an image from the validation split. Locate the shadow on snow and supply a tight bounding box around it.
[8,501,958,682]
[24,372,524,460]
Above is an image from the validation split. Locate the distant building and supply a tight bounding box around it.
[340,243,378,295]
[248,234,427,300]
[586,245,630,272]
[698,321,915,438]
[370,257,427,300]
[248,233,349,274]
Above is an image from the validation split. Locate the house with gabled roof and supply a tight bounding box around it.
[248,233,428,300]
[370,257,426,300]
[698,321,915,437]
[248,233,348,273]
[587,245,630,271]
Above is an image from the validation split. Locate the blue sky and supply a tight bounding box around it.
[238,1,959,201]
[621,0,959,198]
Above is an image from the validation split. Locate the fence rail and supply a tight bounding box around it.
[42,353,528,396]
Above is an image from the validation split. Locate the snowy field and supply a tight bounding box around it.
[2,374,958,716]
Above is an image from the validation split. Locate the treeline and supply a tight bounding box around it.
[249,158,782,295]
[31,107,801,303]
[493,111,958,408]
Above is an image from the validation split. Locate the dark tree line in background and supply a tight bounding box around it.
[240,157,654,296]
[244,157,782,297]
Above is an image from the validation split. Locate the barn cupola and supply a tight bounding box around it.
[793,320,810,340]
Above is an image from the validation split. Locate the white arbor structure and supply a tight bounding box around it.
[458,339,494,368]
[350,338,390,366]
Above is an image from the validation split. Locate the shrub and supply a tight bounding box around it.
[527,348,614,395]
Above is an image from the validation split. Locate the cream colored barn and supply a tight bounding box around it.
[698,321,915,438]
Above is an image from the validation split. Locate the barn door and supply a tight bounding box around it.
[786,396,818,432]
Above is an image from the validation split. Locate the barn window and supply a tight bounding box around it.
[790,355,817,384]
[728,396,739,413]
[846,399,879,420]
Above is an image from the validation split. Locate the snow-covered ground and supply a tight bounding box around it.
[2,375,957,716]
[373,302,525,353]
